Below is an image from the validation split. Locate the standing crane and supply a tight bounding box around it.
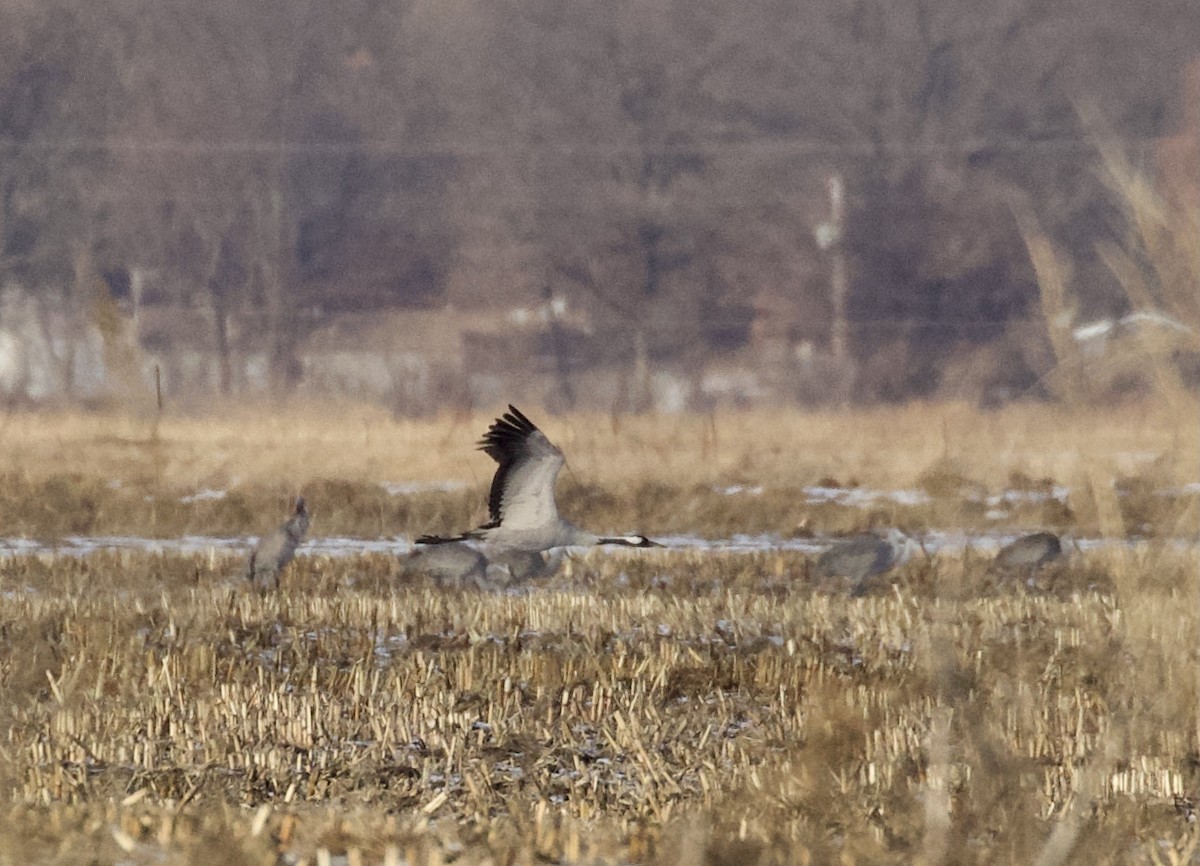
[246,497,310,589]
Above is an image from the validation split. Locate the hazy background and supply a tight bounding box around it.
[0,0,1197,414]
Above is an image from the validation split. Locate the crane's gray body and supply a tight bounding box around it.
[416,406,658,554]
[402,542,489,588]
[402,541,564,590]
[814,528,918,594]
[993,532,1063,571]
[488,547,564,580]
[247,498,310,589]
[471,520,594,552]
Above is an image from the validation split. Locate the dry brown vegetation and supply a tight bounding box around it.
[0,402,1197,864]
[1,542,1199,865]
[0,401,1195,541]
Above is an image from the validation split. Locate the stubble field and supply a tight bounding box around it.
[0,400,1197,865]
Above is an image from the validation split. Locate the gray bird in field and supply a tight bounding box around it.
[814,528,921,595]
[488,547,565,581]
[402,541,490,589]
[401,541,564,590]
[992,531,1064,573]
[246,497,310,589]
[415,405,660,553]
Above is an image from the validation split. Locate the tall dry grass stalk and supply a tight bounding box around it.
[1092,134,1200,338]
[1012,203,1086,407]
[1094,134,1200,422]
[1064,127,1200,793]
[1016,122,1199,478]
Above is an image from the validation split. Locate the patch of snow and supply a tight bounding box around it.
[0,530,1194,561]
[803,486,931,508]
[653,534,827,554]
[713,484,764,496]
[889,489,933,506]
[304,536,414,556]
[1159,482,1200,497]
[987,486,1070,507]
[379,480,468,496]
[179,488,227,504]
[1117,452,1160,464]
[1073,320,1114,342]
[1119,310,1193,334]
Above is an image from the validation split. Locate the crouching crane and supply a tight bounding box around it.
[814,528,922,596]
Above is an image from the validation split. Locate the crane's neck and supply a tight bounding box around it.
[554,525,658,548]
[285,515,310,541]
[886,532,919,565]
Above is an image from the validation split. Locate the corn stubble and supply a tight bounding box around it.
[0,542,1197,866]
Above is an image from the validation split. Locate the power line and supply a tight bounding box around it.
[0,133,1155,159]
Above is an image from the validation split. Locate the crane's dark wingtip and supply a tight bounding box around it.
[501,406,537,435]
[506,405,536,428]
[477,405,541,459]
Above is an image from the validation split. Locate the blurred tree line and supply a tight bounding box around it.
[0,0,1195,401]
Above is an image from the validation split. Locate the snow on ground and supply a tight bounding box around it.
[0,531,1189,560]
[801,486,932,507]
[178,488,228,504]
[0,481,1191,561]
[379,480,468,496]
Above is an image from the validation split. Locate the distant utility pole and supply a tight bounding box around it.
[543,284,576,410]
[815,174,848,363]
[814,173,853,406]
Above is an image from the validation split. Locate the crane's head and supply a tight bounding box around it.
[883,528,925,563]
[598,534,663,548]
[287,497,311,538]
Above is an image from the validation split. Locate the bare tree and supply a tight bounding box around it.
[479,0,1198,403]
[0,3,128,397]
[3,0,1195,410]
[731,0,1199,397]
[481,0,816,407]
[115,0,463,396]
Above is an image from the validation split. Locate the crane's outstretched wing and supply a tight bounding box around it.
[477,405,565,531]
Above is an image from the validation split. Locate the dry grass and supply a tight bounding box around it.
[0,401,1193,489]
[0,400,1195,863]
[1018,111,1199,419]
[0,544,1199,865]
[5,116,1199,865]
[0,401,1194,540]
